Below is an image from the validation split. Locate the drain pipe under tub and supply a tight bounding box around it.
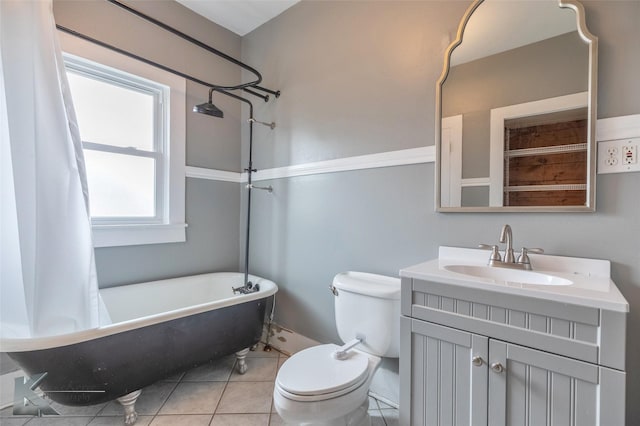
[263,294,276,352]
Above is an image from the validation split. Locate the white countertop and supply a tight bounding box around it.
[400,247,629,312]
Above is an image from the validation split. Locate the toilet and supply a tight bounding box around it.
[273,271,400,425]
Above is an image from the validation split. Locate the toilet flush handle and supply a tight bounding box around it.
[332,335,365,360]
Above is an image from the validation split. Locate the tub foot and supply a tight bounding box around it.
[117,389,141,425]
[236,347,250,374]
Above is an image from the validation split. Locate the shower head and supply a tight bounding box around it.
[193,88,224,118]
[193,102,224,118]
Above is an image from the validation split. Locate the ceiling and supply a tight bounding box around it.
[175,1,577,63]
[175,0,300,36]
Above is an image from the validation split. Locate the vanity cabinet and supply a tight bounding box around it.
[399,276,627,426]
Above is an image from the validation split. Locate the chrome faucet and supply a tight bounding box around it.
[499,224,515,263]
[479,224,544,270]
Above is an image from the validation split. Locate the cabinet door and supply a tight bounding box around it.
[401,317,488,426]
[488,340,601,426]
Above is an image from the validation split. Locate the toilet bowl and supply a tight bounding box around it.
[273,272,400,426]
[274,344,380,425]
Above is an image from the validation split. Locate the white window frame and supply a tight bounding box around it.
[59,31,186,247]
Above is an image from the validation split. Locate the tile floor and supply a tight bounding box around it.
[0,343,398,426]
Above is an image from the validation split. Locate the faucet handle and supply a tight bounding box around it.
[517,247,544,269]
[478,244,501,261]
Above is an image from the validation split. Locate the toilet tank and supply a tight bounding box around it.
[332,272,401,358]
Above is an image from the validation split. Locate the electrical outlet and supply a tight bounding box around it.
[623,145,637,165]
[605,146,619,166]
[605,155,618,166]
[598,137,640,174]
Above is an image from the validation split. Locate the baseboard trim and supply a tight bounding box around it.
[369,391,400,409]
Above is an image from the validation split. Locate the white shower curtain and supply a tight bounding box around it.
[1,0,108,338]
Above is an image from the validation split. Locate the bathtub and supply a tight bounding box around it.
[2,272,277,424]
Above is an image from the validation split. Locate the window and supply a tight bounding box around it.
[60,32,186,247]
[66,57,165,221]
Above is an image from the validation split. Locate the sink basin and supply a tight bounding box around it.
[443,264,573,286]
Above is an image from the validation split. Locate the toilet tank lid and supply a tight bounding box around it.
[333,272,400,300]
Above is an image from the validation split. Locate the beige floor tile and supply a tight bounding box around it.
[216,382,273,414]
[98,381,177,416]
[182,356,236,382]
[229,358,278,382]
[210,413,270,426]
[162,371,185,382]
[0,417,30,426]
[276,357,288,372]
[88,415,153,425]
[18,416,93,425]
[158,382,225,415]
[268,412,285,426]
[149,414,213,425]
[48,401,107,417]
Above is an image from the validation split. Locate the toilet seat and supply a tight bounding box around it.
[276,344,370,402]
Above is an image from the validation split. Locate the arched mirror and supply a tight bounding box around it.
[436,0,597,212]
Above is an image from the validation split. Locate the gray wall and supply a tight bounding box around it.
[242,0,640,421]
[53,0,244,287]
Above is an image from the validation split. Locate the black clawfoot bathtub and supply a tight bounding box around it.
[2,272,277,424]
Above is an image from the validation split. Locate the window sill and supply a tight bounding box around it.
[92,223,187,248]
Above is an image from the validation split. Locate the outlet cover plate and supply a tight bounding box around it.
[598,137,640,174]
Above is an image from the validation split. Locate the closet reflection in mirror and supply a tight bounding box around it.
[437,0,597,211]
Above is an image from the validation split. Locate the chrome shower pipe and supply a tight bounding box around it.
[213,90,277,292]
[248,118,276,130]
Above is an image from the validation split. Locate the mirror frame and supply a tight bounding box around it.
[435,0,598,212]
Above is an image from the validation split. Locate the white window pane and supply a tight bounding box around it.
[84,150,156,218]
[67,72,155,150]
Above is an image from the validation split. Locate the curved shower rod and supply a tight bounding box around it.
[105,0,263,92]
[57,0,280,98]
[55,24,281,108]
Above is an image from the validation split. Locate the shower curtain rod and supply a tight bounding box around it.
[56,24,277,104]
[105,0,265,92]
[56,0,280,98]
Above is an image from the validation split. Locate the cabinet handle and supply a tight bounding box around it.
[472,356,484,366]
[490,362,504,373]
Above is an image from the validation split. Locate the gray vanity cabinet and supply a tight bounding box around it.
[400,278,627,426]
[488,339,604,426]
[402,317,488,426]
